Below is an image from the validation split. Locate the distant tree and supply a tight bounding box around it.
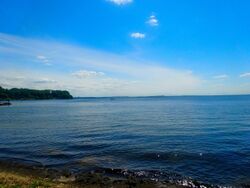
[0,86,9,100]
[0,86,73,100]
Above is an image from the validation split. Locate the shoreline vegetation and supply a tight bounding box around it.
[0,86,73,100]
[0,161,186,188]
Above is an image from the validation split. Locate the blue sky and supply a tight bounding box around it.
[1,0,250,96]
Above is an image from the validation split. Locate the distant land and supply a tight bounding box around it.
[0,86,73,100]
[75,94,250,99]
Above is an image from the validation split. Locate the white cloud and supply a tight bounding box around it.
[239,72,250,78]
[130,32,146,39]
[147,15,159,27]
[33,78,57,84]
[107,0,133,5]
[72,70,105,78]
[36,55,52,66]
[37,55,47,60]
[213,74,229,79]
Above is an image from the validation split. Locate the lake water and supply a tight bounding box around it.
[1,96,250,187]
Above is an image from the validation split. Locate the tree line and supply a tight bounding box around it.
[0,86,73,100]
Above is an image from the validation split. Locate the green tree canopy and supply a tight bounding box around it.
[0,86,73,100]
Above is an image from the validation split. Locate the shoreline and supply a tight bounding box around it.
[0,160,212,188]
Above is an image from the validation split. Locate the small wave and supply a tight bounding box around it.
[95,167,224,188]
[69,143,110,151]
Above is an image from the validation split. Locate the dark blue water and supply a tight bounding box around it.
[1,96,250,186]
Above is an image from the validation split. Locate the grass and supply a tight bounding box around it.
[0,171,67,188]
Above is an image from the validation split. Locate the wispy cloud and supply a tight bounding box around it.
[213,74,229,79]
[130,32,146,39]
[72,70,105,78]
[2,33,250,96]
[0,33,202,96]
[107,0,133,5]
[239,72,250,78]
[0,73,57,89]
[36,55,52,66]
[147,15,159,27]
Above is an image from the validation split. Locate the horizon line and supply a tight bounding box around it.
[74,94,250,98]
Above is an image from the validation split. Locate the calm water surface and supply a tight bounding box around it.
[1,96,250,186]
